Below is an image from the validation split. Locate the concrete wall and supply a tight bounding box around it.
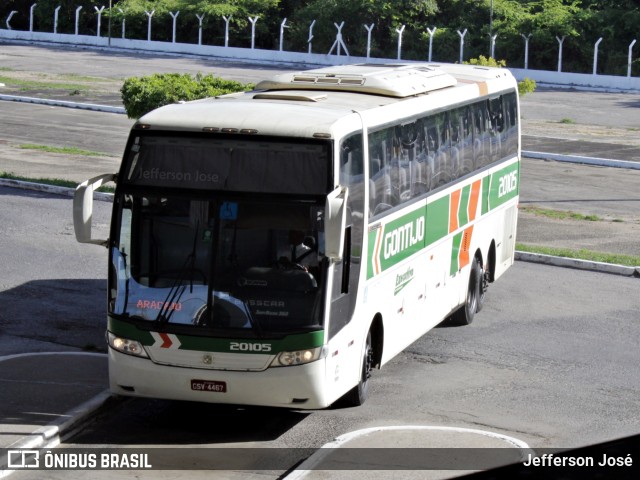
[2,29,640,93]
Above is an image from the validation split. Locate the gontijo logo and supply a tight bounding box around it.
[369,207,426,278]
[383,216,425,259]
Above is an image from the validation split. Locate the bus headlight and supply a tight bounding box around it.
[271,347,325,367]
[108,332,149,358]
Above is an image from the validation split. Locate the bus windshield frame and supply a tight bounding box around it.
[109,132,333,339]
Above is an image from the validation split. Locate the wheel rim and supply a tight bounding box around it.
[468,266,478,313]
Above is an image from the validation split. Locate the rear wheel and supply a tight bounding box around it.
[344,331,373,406]
[477,261,488,313]
[450,257,482,326]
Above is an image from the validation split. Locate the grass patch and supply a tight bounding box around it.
[18,143,109,157]
[0,75,89,92]
[559,118,576,124]
[520,205,603,222]
[0,172,114,193]
[517,243,640,267]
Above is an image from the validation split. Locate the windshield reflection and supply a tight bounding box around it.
[110,195,326,335]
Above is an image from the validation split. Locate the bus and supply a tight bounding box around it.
[74,63,520,409]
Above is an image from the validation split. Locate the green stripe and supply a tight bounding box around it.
[450,232,463,275]
[482,176,491,215]
[366,161,519,280]
[425,195,450,246]
[108,317,324,353]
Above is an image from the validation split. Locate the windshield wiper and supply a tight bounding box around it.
[156,221,200,324]
[240,299,263,337]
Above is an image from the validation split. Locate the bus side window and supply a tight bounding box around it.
[430,112,451,188]
[368,129,395,217]
[473,101,490,169]
[489,97,504,162]
[451,106,473,179]
[502,92,519,157]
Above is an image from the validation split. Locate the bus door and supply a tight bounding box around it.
[326,134,365,390]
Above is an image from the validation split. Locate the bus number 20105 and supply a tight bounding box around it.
[230,342,272,353]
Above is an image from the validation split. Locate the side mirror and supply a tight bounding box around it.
[73,173,116,246]
[324,186,348,261]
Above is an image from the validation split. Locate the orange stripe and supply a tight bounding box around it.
[459,226,474,270]
[450,189,461,233]
[468,180,481,221]
[374,227,383,274]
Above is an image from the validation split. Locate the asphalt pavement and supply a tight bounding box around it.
[1,48,640,478]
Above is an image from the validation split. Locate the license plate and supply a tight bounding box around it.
[191,379,227,393]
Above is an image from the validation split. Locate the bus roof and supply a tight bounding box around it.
[137,63,516,138]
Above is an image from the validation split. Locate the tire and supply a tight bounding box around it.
[477,260,487,313]
[344,331,373,407]
[450,257,481,326]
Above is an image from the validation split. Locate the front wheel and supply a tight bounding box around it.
[344,331,373,407]
[450,257,482,326]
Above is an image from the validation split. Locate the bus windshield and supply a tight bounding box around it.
[110,195,326,336]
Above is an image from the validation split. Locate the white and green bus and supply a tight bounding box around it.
[74,63,520,409]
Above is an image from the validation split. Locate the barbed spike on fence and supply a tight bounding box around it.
[248,16,259,49]
[457,28,468,63]
[364,24,375,59]
[75,6,83,36]
[30,4,37,33]
[628,39,637,78]
[223,16,232,48]
[396,24,406,60]
[6,11,18,30]
[556,35,566,72]
[593,37,603,75]
[196,14,205,46]
[426,26,436,62]
[308,20,316,54]
[118,8,126,39]
[95,6,105,37]
[170,11,179,43]
[145,10,155,42]
[54,6,61,34]
[521,33,532,70]
[328,21,349,57]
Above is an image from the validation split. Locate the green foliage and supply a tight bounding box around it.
[1,1,639,74]
[120,73,254,119]
[2,1,106,33]
[286,0,439,59]
[518,77,537,96]
[110,0,280,45]
[465,56,506,68]
[466,57,536,96]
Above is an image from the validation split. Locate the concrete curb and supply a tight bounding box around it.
[6,390,113,451]
[0,93,125,115]
[515,251,640,278]
[0,178,113,202]
[522,150,640,170]
[1,390,118,478]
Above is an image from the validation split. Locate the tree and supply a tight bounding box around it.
[107,0,280,46]
[286,0,438,59]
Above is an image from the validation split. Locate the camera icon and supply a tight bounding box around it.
[8,450,40,469]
